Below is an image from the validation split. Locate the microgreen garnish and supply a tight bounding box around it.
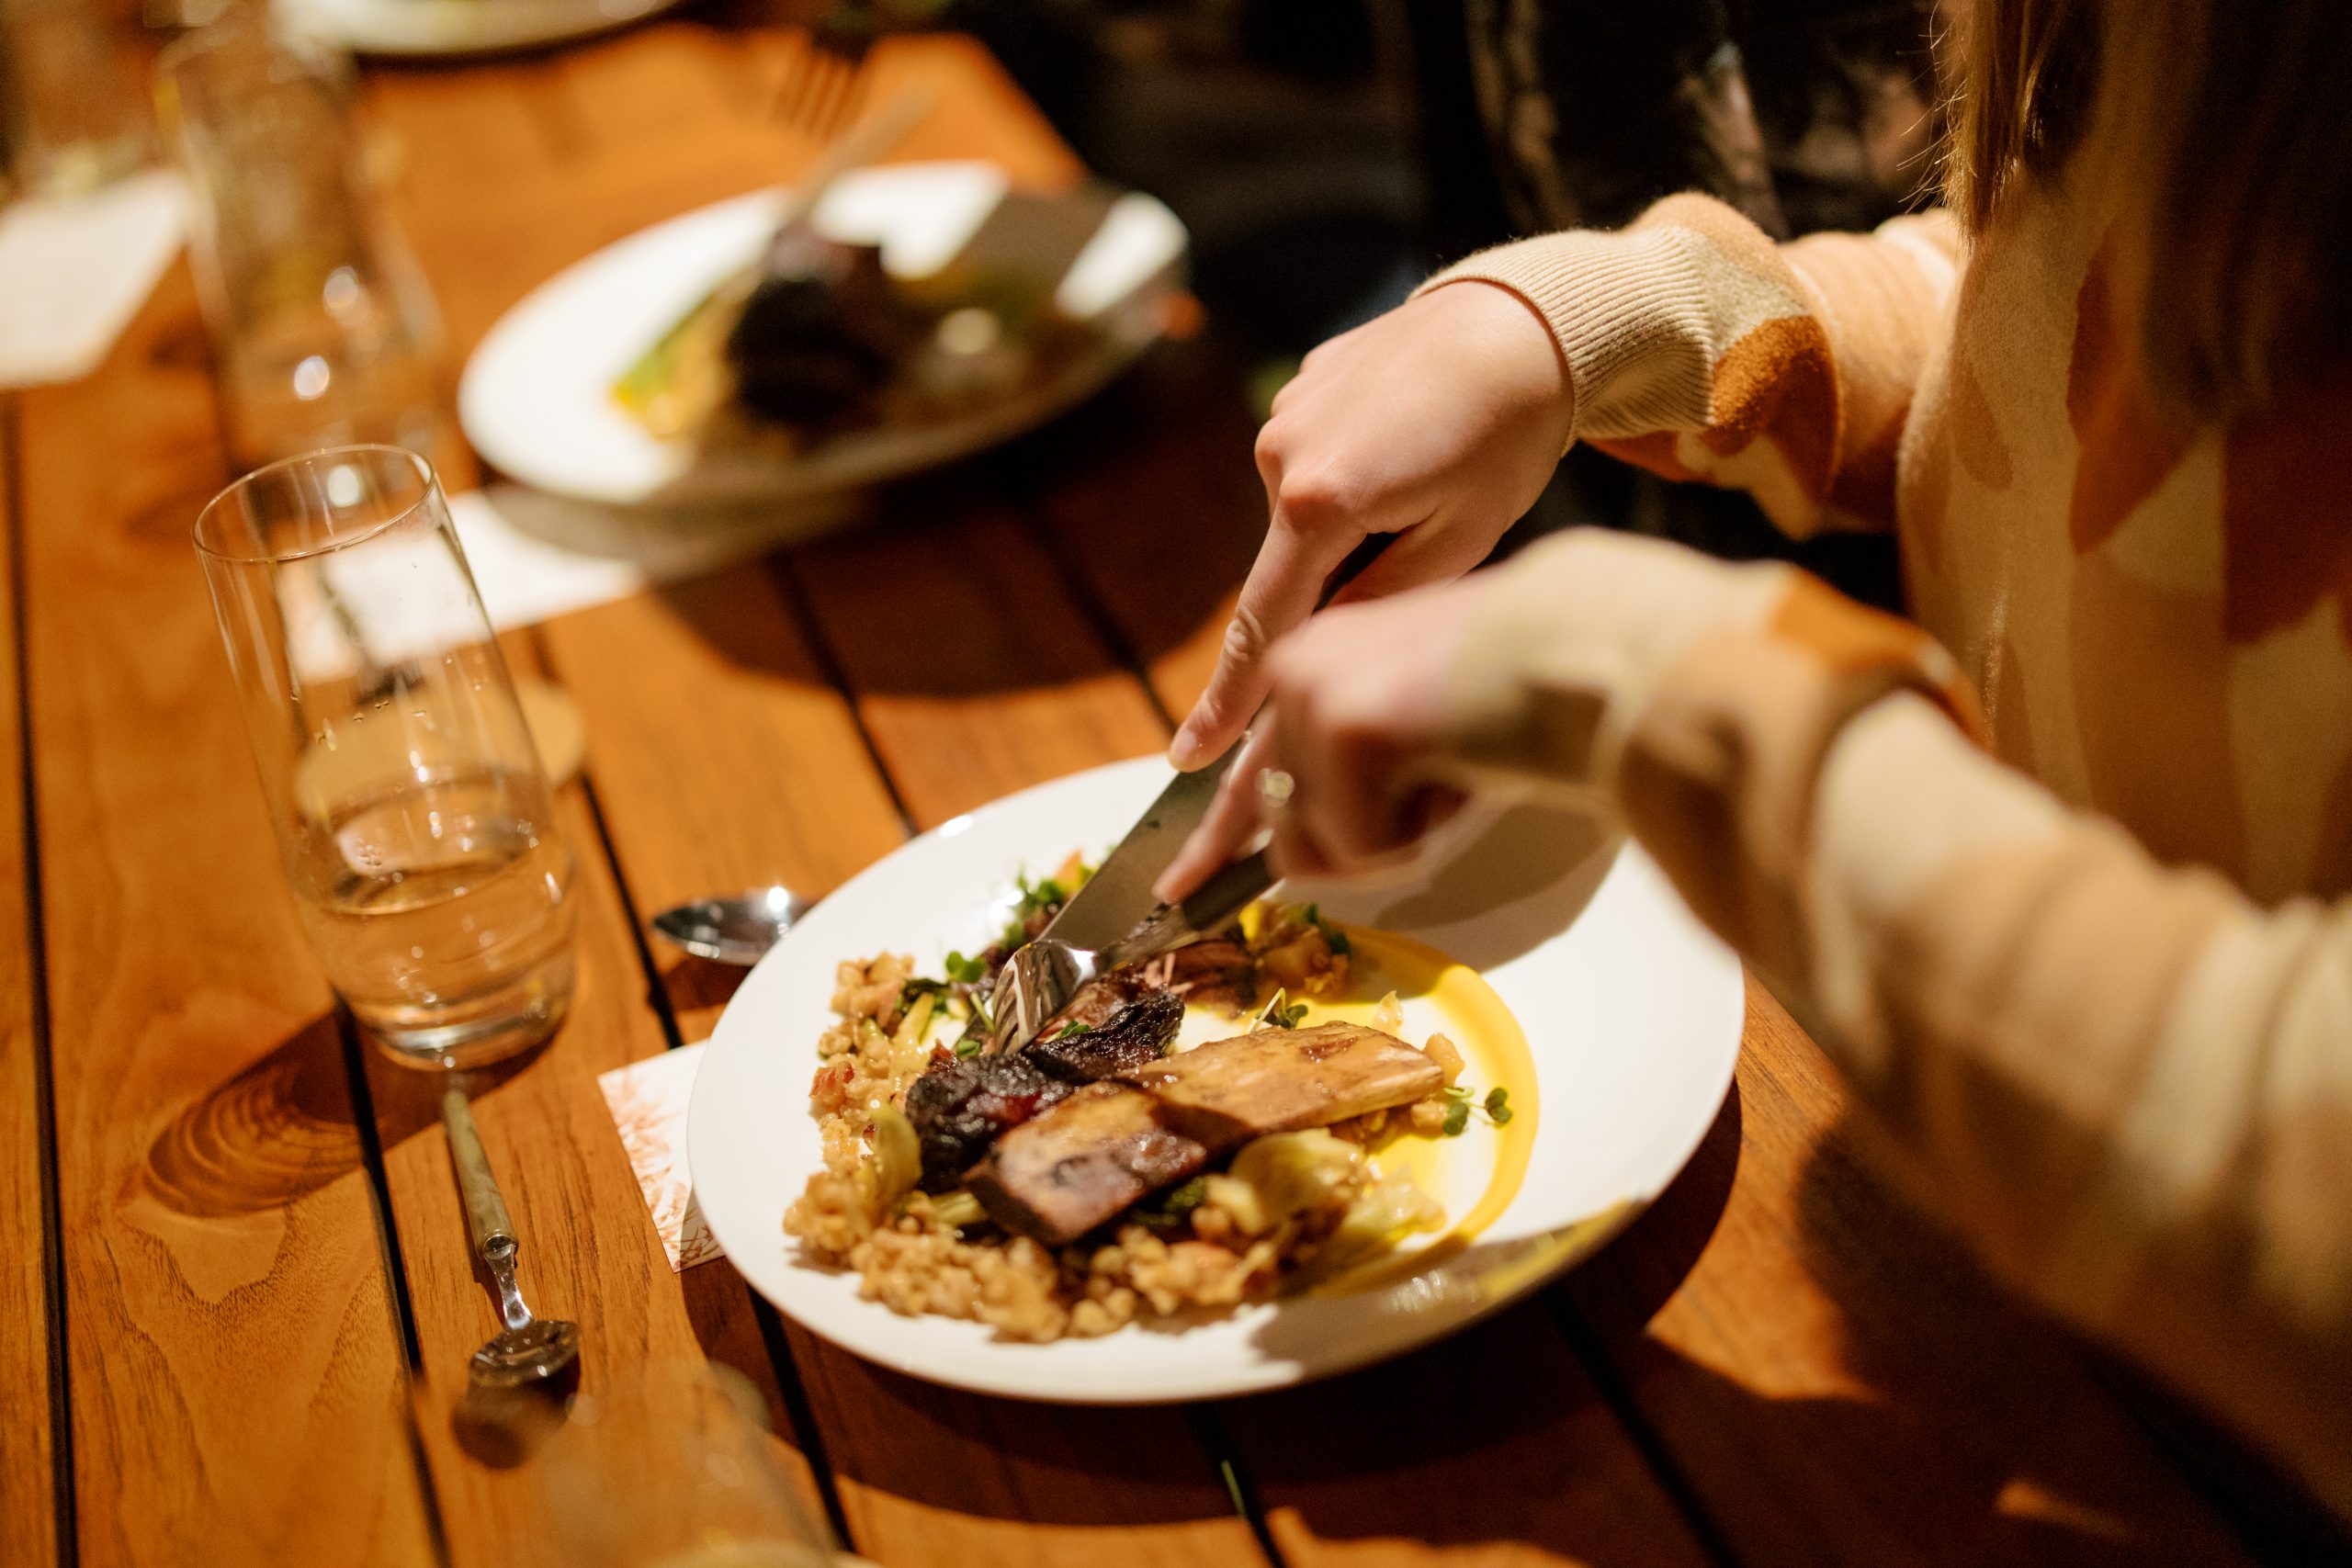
[1437,1083,1512,1136]
[1133,1175,1209,1234]
[953,1038,982,1060]
[1254,987,1309,1031]
[944,950,988,986]
[1048,1020,1091,1041]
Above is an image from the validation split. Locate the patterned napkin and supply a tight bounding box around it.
[597,1043,721,1270]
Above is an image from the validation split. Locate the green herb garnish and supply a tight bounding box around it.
[944,950,989,986]
[953,1038,982,1060]
[1254,987,1309,1031]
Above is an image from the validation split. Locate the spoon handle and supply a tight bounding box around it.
[441,1088,515,1259]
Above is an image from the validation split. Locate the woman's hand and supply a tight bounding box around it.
[1166,281,1574,772]
[1156,579,1486,903]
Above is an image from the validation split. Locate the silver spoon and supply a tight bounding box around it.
[650,885,809,966]
[442,1088,581,1392]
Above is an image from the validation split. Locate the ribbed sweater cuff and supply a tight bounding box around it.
[1415,231,1716,444]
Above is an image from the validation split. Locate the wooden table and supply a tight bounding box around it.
[0,15,2283,1567]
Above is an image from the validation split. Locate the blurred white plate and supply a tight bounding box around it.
[459,162,1188,506]
[276,0,684,57]
[689,756,1743,1404]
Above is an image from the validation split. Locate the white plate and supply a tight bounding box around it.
[276,0,683,57]
[459,163,1188,506]
[689,756,1743,1404]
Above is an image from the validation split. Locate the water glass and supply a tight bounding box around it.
[196,446,576,1068]
[157,20,442,470]
[539,1365,843,1568]
[0,0,153,198]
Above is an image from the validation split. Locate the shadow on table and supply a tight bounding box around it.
[1191,1076,2324,1568]
[133,1005,538,1224]
[627,342,1261,705]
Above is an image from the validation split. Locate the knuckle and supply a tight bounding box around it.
[1252,419,1288,474]
[1278,467,1355,529]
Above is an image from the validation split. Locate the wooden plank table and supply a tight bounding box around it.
[1,14,2285,1567]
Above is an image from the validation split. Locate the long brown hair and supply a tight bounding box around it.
[1944,0,2352,420]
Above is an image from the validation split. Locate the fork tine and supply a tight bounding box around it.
[816,51,861,141]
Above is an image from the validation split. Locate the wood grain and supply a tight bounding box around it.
[548,514,1271,1567]
[357,670,827,1568]
[371,26,1264,1566]
[1023,346,1727,1567]
[0,393,62,1568]
[17,267,435,1566]
[1554,978,2257,1567]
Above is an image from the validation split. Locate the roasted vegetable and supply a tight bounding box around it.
[1119,1022,1444,1147]
[1204,1131,1363,1237]
[970,1024,1442,1246]
[965,1083,1211,1246]
[869,1103,922,1211]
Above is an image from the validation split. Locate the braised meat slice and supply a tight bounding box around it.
[1033,968,1152,1036]
[968,1023,1442,1245]
[1159,940,1254,1006]
[1119,1022,1442,1147]
[966,1083,1210,1246]
[1026,989,1182,1083]
[902,1053,1073,1193]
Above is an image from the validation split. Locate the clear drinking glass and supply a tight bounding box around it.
[196,447,576,1068]
[0,0,153,198]
[157,19,443,470]
[540,1365,843,1568]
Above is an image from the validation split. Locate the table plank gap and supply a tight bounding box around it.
[542,525,1264,1562]
[1547,976,2261,1567]
[1015,345,1736,1564]
[520,617,860,1549]
[1540,1275,1745,1568]
[2,392,67,1568]
[1027,344,2273,1564]
[20,264,438,1566]
[355,631,826,1568]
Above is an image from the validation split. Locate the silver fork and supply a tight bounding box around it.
[770,27,870,143]
[988,850,1274,1055]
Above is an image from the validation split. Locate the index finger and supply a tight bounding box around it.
[1167,509,1356,770]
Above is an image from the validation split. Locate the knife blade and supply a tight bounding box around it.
[986,748,1276,1055]
[1034,745,1248,957]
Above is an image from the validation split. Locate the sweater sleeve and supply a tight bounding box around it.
[1416,194,1962,536]
[1442,529,2352,1516]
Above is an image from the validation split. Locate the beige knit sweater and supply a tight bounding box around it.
[1419,175,2352,1513]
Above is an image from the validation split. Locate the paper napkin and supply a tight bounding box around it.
[597,1043,721,1271]
[0,170,186,388]
[447,483,858,633]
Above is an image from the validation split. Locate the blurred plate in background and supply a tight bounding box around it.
[458,162,1189,508]
[275,0,685,58]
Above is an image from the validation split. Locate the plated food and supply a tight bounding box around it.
[459,165,1189,507]
[688,757,1740,1403]
[277,0,684,58]
[784,872,1519,1341]
[613,186,1103,460]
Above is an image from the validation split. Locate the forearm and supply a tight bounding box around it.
[1797,694,2352,1508]
[1442,531,2352,1508]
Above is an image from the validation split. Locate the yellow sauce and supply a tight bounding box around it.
[1286,927,1541,1295]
